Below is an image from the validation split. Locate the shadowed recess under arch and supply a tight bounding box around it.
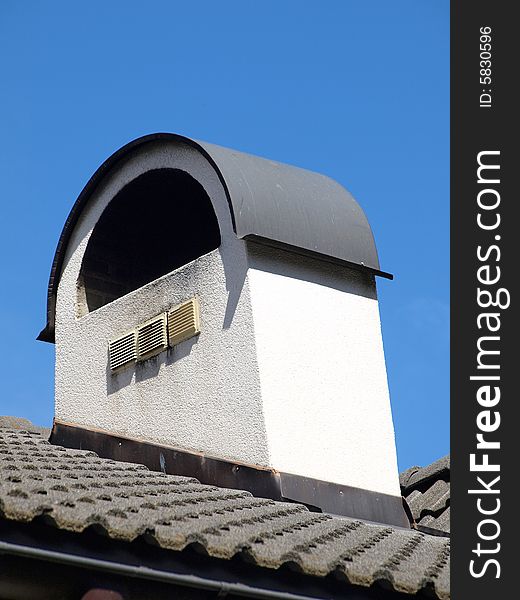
[78,168,221,313]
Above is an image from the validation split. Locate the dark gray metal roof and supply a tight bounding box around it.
[0,423,449,599]
[38,133,391,343]
[196,138,385,273]
[400,457,450,534]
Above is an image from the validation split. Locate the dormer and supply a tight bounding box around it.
[40,133,406,526]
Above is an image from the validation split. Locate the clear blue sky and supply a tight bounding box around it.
[0,1,449,471]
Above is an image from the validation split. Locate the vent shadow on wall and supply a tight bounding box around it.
[108,298,200,372]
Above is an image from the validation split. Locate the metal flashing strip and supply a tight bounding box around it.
[50,421,410,529]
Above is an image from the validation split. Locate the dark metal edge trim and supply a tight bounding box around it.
[50,421,410,529]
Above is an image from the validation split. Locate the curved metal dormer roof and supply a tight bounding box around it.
[38,133,391,343]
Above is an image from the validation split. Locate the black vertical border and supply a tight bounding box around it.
[451,2,516,598]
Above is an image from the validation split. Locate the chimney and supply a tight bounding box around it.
[41,134,407,526]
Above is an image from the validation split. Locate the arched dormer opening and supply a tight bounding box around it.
[78,168,221,314]
[39,132,390,343]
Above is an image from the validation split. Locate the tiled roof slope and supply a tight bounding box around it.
[0,415,51,438]
[0,425,450,599]
[400,456,450,534]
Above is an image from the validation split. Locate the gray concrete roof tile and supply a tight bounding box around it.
[0,416,51,438]
[419,507,451,534]
[407,480,450,521]
[401,455,450,535]
[0,426,450,598]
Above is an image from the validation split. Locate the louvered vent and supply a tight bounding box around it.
[109,331,137,371]
[137,314,168,360]
[168,298,200,347]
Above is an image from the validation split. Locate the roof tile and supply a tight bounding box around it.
[0,426,450,598]
[401,455,450,535]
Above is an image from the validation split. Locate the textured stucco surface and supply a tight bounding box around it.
[247,246,400,496]
[55,141,269,466]
[55,138,400,497]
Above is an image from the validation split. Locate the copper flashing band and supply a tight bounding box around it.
[50,421,410,529]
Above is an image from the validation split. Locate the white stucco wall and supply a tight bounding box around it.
[247,246,400,496]
[55,141,270,466]
[55,139,400,498]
